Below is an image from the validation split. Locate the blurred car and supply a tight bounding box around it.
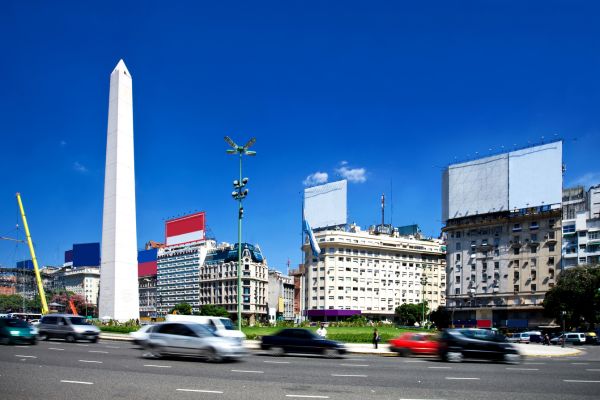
[438,328,521,364]
[0,318,37,345]
[144,322,246,362]
[37,314,100,343]
[585,332,599,345]
[388,332,438,356]
[550,333,586,345]
[130,324,155,346]
[260,328,346,358]
[507,332,530,343]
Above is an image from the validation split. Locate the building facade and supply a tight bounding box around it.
[302,224,446,321]
[563,185,600,268]
[138,248,158,318]
[444,208,562,327]
[53,267,101,306]
[267,269,294,323]
[156,240,269,324]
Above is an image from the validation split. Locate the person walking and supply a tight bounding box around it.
[316,323,327,338]
[373,328,380,349]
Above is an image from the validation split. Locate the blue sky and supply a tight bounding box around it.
[1,1,599,272]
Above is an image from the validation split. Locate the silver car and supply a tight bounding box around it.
[144,322,246,362]
[37,314,100,343]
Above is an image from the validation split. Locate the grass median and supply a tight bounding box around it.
[242,326,427,343]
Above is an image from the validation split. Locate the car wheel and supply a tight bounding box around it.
[271,346,285,357]
[144,344,163,359]
[504,353,521,365]
[30,338,37,345]
[37,332,48,341]
[65,334,76,343]
[398,348,411,357]
[445,351,463,363]
[90,337,98,343]
[323,348,338,359]
[205,347,223,363]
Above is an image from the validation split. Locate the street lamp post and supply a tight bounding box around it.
[420,275,428,327]
[561,310,567,348]
[224,136,256,331]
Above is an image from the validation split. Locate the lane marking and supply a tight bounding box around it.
[61,380,93,385]
[524,362,546,365]
[15,355,37,358]
[506,368,539,371]
[339,364,369,367]
[399,398,447,400]
[331,374,368,377]
[445,377,480,380]
[49,348,64,351]
[263,361,290,364]
[79,360,103,364]
[344,358,364,361]
[176,389,223,394]
[285,396,330,399]
[571,363,590,365]
[428,366,452,369]
[15,345,29,348]
[105,346,120,349]
[231,370,264,374]
[563,380,600,383]
[76,344,89,347]
[586,369,600,372]
[89,350,109,354]
[144,364,171,368]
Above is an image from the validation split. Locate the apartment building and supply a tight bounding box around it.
[563,185,600,268]
[302,224,446,321]
[267,269,295,322]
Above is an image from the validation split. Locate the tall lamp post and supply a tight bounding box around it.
[224,136,256,331]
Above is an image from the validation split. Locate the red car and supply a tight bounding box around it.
[388,332,439,356]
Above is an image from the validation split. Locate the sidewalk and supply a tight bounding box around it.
[101,332,581,357]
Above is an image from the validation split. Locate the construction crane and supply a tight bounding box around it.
[15,193,49,315]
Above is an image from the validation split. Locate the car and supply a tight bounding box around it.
[130,324,156,346]
[507,332,531,344]
[260,328,346,358]
[165,315,246,341]
[584,332,599,345]
[37,314,100,343]
[0,318,37,345]
[144,322,246,362]
[438,328,521,364]
[550,333,586,345]
[388,332,439,356]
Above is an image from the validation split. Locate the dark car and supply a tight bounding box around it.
[438,328,521,364]
[0,318,37,345]
[260,328,346,358]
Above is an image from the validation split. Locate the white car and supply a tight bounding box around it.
[130,324,155,346]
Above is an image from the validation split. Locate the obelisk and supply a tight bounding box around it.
[99,60,139,321]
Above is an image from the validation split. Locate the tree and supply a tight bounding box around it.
[170,302,192,315]
[543,265,600,329]
[199,304,229,318]
[0,294,27,312]
[50,293,95,316]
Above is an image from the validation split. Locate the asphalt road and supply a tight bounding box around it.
[1,339,599,400]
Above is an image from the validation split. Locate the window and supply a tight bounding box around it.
[455,276,460,283]
[494,262,499,269]
[548,257,555,265]
[530,222,539,230]
[531,284,537,292]
[549,245,555,252]
[513,224,521,232]
[514,248,520,255]
[456,242,461,250]
[531,234,538,242]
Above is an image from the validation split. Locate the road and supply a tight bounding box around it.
[0,339,599,400]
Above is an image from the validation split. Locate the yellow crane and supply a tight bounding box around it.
[15,192,49,315]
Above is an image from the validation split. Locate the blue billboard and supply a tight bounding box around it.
[72,243,100,267]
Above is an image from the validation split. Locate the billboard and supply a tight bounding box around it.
[138,248,157,277]
[304,180,347,229]
[72,243,100,267]
[165,212,205,245]
[443,141,562,222]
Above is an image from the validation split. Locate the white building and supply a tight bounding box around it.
[268,270,294,323]
[54,267,101,306]
[302,224,446,321]
[563,185,600,268]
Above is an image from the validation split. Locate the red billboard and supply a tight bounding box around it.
[165,212,206,245]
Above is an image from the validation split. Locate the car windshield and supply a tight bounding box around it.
[190,324,218,337]
[6,319,29,328]
[68,317,89,325]
[220,319,235,330]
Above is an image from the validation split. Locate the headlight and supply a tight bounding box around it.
[10,330,20,335]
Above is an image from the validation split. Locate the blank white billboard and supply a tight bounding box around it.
[443,141,562,222]
[508,141,562,210]
[443,154,509,221]
[304,180,347,229]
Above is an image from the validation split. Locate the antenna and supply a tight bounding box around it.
[390,179,393,226]
[381,193,385,228]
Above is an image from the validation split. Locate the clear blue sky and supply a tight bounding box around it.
[1,1,599,272]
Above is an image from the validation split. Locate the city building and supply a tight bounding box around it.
[156,240,269,324]
[443,141,563,329]
[562,185,600,268]
[53,266,101,306]
[138,247,158,318]
[0,263,57,300]
[267,269,294,323]
[290,265,305,323]
[302,224,446,321]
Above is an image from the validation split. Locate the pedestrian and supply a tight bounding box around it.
[316,323,327,338]
[373,328,380,349]
[544,333,550,346]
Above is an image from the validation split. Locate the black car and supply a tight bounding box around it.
[438,328,521,364]
[260,328,346,358]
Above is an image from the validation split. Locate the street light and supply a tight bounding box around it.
[561,310,567,348]
[420,275,428,327]
[224,136,256,331]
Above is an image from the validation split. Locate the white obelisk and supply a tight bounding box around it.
[99,60,139,321]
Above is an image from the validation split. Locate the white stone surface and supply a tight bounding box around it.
[99,60,140,321]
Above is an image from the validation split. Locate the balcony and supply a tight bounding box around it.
[509,240,522,248]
